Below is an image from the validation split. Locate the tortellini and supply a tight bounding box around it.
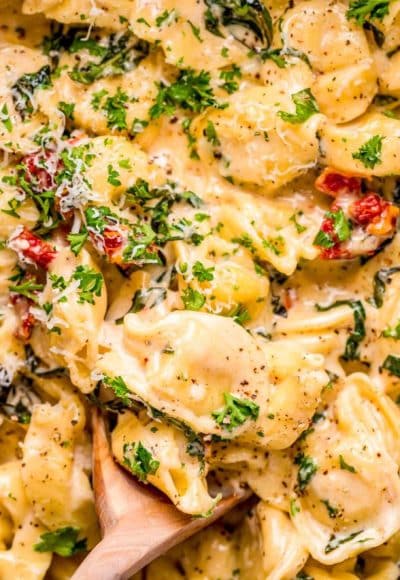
[281,0,377,123]
[195,81,321,193]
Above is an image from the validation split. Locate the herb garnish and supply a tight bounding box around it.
[352,135,383,169]
[34,527,87,556]
[123,441,160,482]
[212,393,259,431]
[316,300,366,361]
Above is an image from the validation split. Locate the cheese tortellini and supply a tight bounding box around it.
[1,0,400,577]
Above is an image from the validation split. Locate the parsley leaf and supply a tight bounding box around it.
[57,101,75,120]
[204,120,221,146]
[192,260,215,281]
[67,228,89,256]
[278,88,319,124]
[382,320,400,339]
[149,69,224,119]
[72,265,103,304]
[9,280,44,302]
[181,287,205,310]
[352,135,383,169]
[123,441,160,482]
[0,104,12,132]
[102,375,132,406]
[107,164,121,186]
[228,304,251,326]
[34,527,87,557]
[103,87,129,131]
[321,499,339,518]
[347,0,390,25]
[212,393,259,431]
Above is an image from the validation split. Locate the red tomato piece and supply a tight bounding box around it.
[10,227,56,269]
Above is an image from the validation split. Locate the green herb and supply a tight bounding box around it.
[316,300,366,361]
[228,304,251,326]
[102,88,129,131]
[67,228,89,255]
[325,531,363,554]
[278,88,319,124]
[347,0,390,25]
[188,20,203,41]
[295,573,314,580]
[192,261,215,282]
[313,208,351,248]
[321,499,339,518]
[91,89,108,111]
[122,223,161,266]
[12,65,52,117]
[120,287,167,317]
[149,69,224,119]
[131,117,149,135]
[57,101,75,120]
[123,441,160,482]
[204,120,220,146]
[156,9,176,26]
[370,267,400,308]
[219,64,242,93]
[212,392,259,431]
[69,32,149,84]
[181,287,205,310]
[9,280,44,302]
[290,212,307,233]
[290,498,300,516]
[72,265,103,304]
[102,375,132,406]
[352,135,383,169]
[0,104,12,132]
[49,274,67,291]
[294,453,317,491]
[381,354,400,377]
[1,198,21,218]
[262,236,285,256]
[203,0,273,51]
[107,164,121,186]
[339,454,357,473]
[382,320,400,339]
[34,527,87,557]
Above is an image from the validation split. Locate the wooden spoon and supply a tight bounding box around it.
[72,408,251,580]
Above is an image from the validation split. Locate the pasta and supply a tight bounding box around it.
[1,0,400,578]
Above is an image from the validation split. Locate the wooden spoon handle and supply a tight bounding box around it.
[72,490,249,580]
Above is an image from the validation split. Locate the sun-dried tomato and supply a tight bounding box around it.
[10,227,56,269]
[350,193,388,226]
[102,228,124,255]
[316,168,362,196]
[22,150,56,192]
[11,296,36,341]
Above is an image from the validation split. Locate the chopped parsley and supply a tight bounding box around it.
[219,64,242,94]
[277,89,319,124]
[67,228,89,256]
[0,104,12,132]
[313,209,352,248]
[57,101,75,120]
[181,287,206,310]
[192,261,215,281]
[212,393,259,432]
[294,453,318,491]
[123,441,160,482]
[352,135,383,169]
[107,164,121,186]
[102,375,132,406]
[9,280,44,302]
[382,320,400,339]
[34,527,87,557]
[347,0,390,25]
[72,265,103,304]
[290,212,307,233]
[204,120,221,146]
[228,304,251,326]
[316,300,366,361]
[149,69,225,119]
